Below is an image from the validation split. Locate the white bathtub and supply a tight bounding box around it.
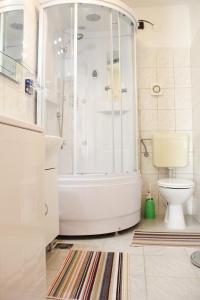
[59,172,141,235]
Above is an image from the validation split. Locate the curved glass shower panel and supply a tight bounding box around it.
[112,11,121,173]
[76,4,113,174]
[41,2,137,176]
[119,14,136,173]
[44,4,74,174]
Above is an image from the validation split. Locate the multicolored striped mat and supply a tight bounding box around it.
[132,230,200,246]
[47,249,129,300]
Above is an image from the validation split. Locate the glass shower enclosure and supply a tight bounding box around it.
[39,1,137,175]
[38,0,141,235]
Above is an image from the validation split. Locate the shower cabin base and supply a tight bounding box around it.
[59,173,141,235]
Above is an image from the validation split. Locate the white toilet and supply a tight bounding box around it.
[153,133,194,230]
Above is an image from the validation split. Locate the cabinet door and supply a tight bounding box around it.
[0,123,46,300]
[44,169,59,246]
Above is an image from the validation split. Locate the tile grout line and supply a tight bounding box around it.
[143,247,149,300]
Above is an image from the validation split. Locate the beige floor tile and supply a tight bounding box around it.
[144,246,187,257]
[129,246,144,256]
[186,249,200,278]
[129,276,147,300]
[146,276,200,300]
[145,254,198,278]
[129,254,145,277]
[184,247,200,257]
[46,216,200,299]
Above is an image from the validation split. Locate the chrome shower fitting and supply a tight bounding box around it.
[61,139,66,149]
[140,138,152,157]
[138,19,154,30]
[56,112,62,119]
[191,251,200,268]
[57,112,63,137]
[77,33,84,40]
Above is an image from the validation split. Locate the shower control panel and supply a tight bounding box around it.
[25,79,34,95]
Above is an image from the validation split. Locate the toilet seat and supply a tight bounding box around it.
[158,178,194,189]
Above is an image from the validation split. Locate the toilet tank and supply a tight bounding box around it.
[153,133,189,167]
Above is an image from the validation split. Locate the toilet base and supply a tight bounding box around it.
[165,204,185,230]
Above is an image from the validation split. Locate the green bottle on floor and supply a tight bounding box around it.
[144,191,156,219]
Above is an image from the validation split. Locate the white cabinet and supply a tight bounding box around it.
[44,135,62,246]
[44,169,59,246]
[0,117,46,300]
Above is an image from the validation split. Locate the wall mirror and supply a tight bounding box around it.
[0,3,24,81]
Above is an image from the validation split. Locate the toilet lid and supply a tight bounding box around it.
[158,178,194,188]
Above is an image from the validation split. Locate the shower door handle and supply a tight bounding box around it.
[105,86,111,91]
[121,88,127,93]
[45,203,48,216]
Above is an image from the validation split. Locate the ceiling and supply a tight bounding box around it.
[125,0,190,7]
[47,4,132,35]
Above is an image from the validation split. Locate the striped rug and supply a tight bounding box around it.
[47,249,129,300]
[132,230,200,246]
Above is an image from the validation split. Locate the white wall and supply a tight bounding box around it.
[132,4,193,216]
[0,0,39,123]
[135,5,191,47]
[190,0,200,222]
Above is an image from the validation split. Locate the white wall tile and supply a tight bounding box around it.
[140,131,154,139]
[137,46,157,67]
[157,89,174,109]
[158,194,167,216]
[138,68,157,88]
[158,168,169,178]
[141,153,158,175]
[142,174,158,195]
[157,48,173,67]
[4,86,19,118]
[174,67,191,88]
[175,88,191,109]
[175,109,192,130]
[139,89,157,109]
[173,47,191,67]
[157,110,175,131]
[140,110,158,131]
[157,68,174,88]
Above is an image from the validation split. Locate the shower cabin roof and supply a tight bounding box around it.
[39,0,138,26]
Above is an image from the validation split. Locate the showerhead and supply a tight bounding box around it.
[86,13,101,22]
[77,33,84,40]
[10,22,23,30]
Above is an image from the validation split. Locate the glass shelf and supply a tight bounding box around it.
[97,102,130,114]
[0,51,35,84]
